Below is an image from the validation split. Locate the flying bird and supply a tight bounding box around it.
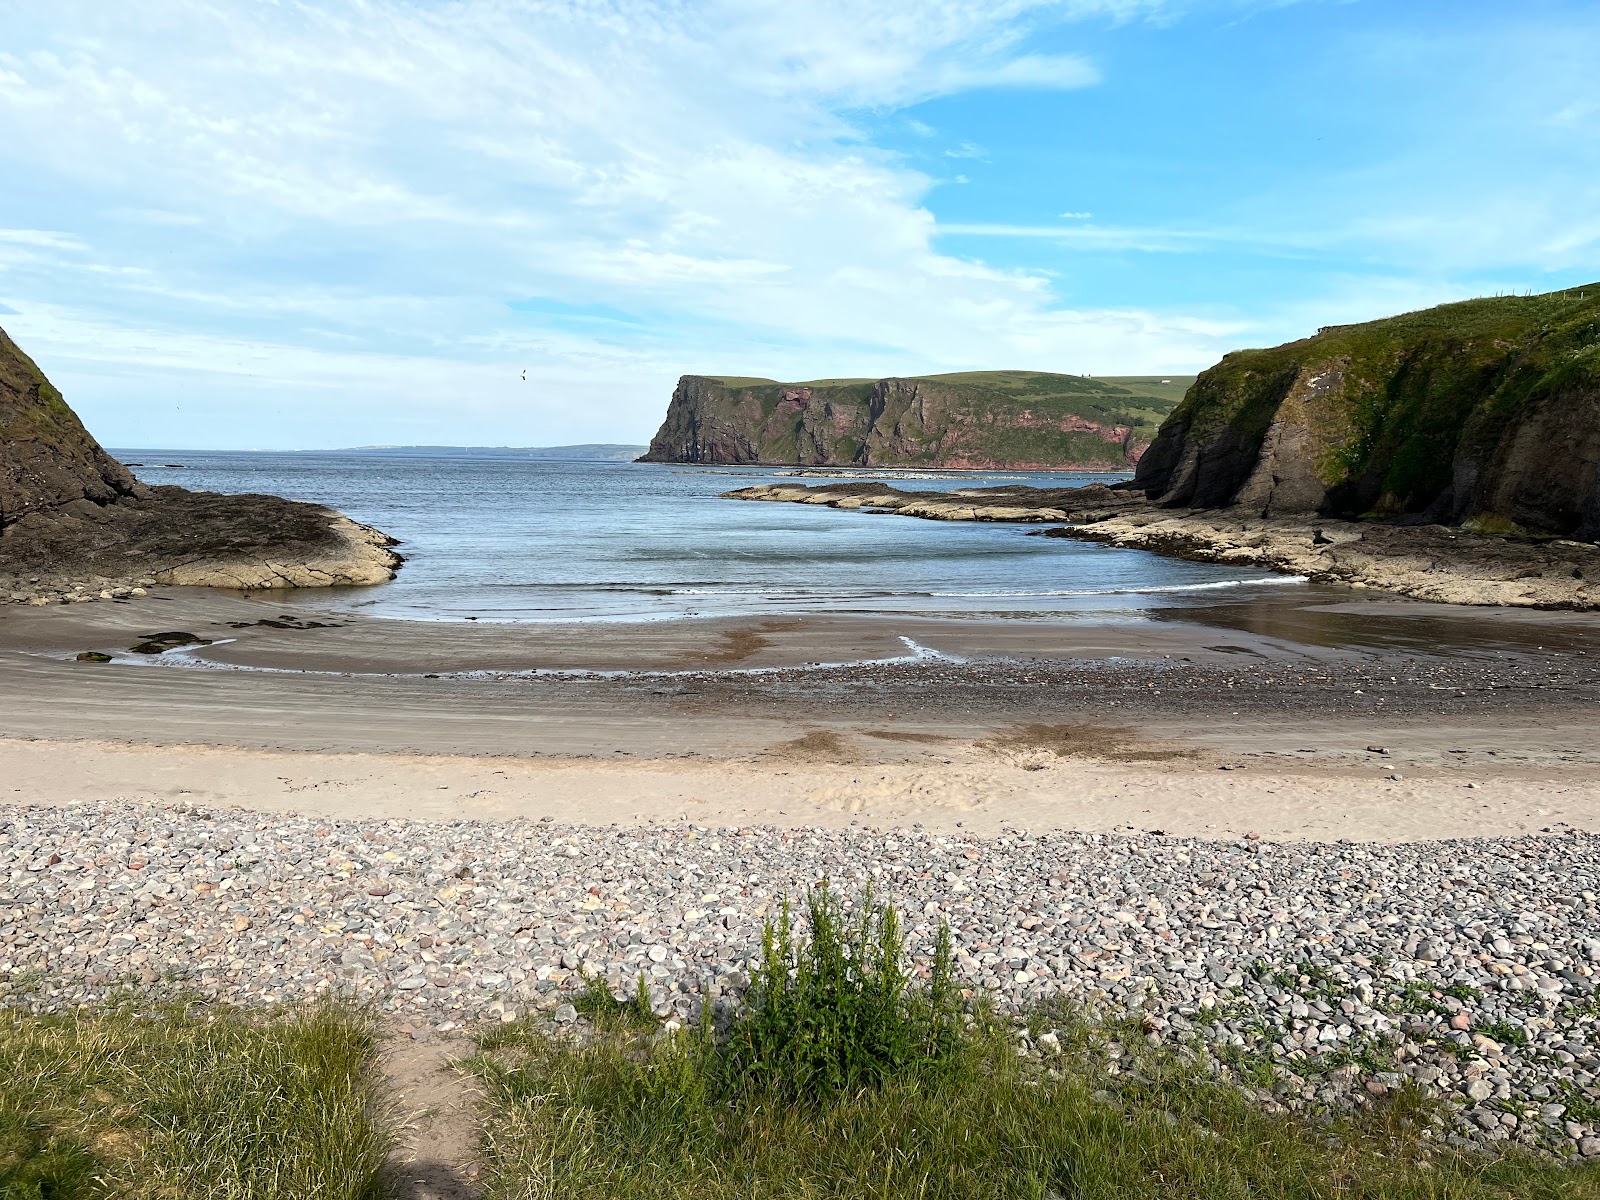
[521,370,527,381]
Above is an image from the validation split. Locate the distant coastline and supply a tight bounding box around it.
[333,443,648,461]
[112,443,649,462]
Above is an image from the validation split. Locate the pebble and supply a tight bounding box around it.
[4,580,153,606]
[5,800,1600,1154]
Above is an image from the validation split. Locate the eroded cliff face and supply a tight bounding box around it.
[0,328,145,526]
[640,372,1170,470]
[1135,286,1600,538]
[0,324,401,598]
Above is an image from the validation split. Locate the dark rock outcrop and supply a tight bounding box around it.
[640,372,1181,470]
[1134,286,1600,538]
[0,327,146,525]
[725,481,1600,609]
[0,326,401,599]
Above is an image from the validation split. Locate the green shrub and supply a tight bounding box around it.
[469,1000,1600,1200]
[720,882,960,1103]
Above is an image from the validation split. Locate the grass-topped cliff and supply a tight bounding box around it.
[1136,285,1600,538]
[640,370,1191,470]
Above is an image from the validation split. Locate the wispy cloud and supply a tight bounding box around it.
[0,0,1594,449]
[0,0,1227,447]
[0,228,87,251]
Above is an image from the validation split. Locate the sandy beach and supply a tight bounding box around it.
[4,584,1598,842]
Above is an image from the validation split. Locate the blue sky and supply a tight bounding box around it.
[1,0,1597,450]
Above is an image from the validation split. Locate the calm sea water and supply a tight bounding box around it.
[113,451,1302,622]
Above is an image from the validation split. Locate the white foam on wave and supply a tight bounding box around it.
[927,576,1308,599]
[35,632,967,680]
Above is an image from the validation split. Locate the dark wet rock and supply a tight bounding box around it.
[0,324,402,600]
[128,632,212,655]
[726,481,1600,609]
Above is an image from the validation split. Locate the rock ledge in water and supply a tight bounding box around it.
[1,324,401,601]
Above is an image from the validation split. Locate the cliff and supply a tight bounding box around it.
[0,326,401,601]
[0,327,146,525]
[1135,285,1600,538]
[639,371,1185,470]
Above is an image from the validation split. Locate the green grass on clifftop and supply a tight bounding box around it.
[704,369,1186,433]
[1165,284,1600,517]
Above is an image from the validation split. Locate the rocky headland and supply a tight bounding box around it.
[0,326,401,603]
[726,287,1600,609]
[1138,286,1600,537]
[639,371,1183,469]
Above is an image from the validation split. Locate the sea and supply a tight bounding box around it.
[111,451,1304,623]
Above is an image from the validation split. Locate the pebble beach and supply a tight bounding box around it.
[7,799,1600,1155]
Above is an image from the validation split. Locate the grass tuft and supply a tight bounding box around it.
[572,971,658,1033]
[0,998,390,1200]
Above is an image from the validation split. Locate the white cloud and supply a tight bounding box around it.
[0,228,87,251]
[0,0,1261,448]
[938,222,1228,252]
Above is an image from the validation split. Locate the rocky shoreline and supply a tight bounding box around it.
[725,481,1600,610]
[6,799,1600,1156]
[2,486,401,604]
[3,324,402,604]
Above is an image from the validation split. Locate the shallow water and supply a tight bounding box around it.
[116,451,1301,622]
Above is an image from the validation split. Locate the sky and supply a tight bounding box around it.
[1,0,1598,450]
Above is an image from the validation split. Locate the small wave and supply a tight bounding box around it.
[38,632,966,679]
[927,577,1307,599]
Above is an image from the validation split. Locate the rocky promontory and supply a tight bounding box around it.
[724,479,1600,609]
[640,371,1183,469]
[0,326,400,602]
[1136,286,1600,537]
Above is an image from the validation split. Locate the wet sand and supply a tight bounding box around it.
[2,585,1599,841]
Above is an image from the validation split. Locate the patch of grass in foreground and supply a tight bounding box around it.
[1,999,390,1200]
[467,885,1600,1200]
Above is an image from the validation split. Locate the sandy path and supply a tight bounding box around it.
[5,734,1598,842]
[381,1034,482,1200]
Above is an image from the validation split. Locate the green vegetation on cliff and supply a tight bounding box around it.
[1,326,139,525]
[642,370,1191,469]
[1136,286,1600,536]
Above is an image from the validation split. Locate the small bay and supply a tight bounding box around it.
[115,451,1298,622]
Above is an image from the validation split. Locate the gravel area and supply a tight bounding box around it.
[6,801,1600,1155]
[643,647,1600,722]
